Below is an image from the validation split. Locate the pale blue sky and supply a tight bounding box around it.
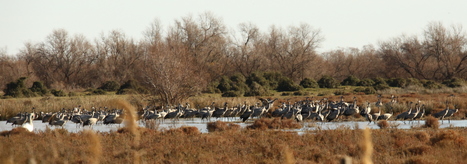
[1,0,466,55]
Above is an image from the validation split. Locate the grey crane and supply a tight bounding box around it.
[48,113,67,127]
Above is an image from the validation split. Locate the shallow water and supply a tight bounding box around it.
[1,118,466,133]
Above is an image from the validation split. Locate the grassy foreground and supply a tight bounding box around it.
[1,122,467,164]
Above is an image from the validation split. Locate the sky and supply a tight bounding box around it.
[1,0,466,55]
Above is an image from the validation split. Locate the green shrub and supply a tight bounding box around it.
[354,87,376,94]
[317,75,339,88]
[442,78,465,88]
[246,72,268,88]
[358,78,375,86]
[341,75,360,86]
[222,91,244,97]
[3,77,33,98]
[421,80,443,89]
[87,89,107,95]
[281,92,292,96]
[334,90,346,95]
[263,72,284,89]
[276,77,301,91]
[372,77,390,90]
[300,78,319,88]
[98,81,120,91]
[406,78,422,87]
[245,82,271,96]
[293,91,309,96]
[116,80,147,95]
[230,73,247,84]
[217,76,232,92]
[203,82,221,93]
[68,92,78,97]
[51,89,67,97]
[387,78,407,87]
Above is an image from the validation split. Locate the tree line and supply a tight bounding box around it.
[1,13,466,104]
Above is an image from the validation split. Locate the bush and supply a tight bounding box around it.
[3,77,34,98]
[51,89,67,97]
[300,78,319,88]
[263,72,284,90]
[203,82,221,93]
[358,78,375,86]
[217,76,233,93]
[293,91,309,96]
[246,72,268,88]
[442,78,465,88]
[387,78,407,87]
[116,80,147,95]
[29,81,48,96]
[98,81,120,91]
[87,89,106,95]
[374,84,390,91]
[68,92,78,97]
[354,87,376,94]
[221,91,244,97]
[276,77,301,91]
[406,78,422,87]
[245,82,271,96]
[341,75,360,86]
[372,77,390,90]
[318,75,339,88]
[421,80,443,89]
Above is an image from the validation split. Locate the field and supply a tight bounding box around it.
[1,91,467,163]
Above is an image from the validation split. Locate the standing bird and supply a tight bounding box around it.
[395,102,413,122]
[377,107,393,121]
[432,101,454,123]
[49,113,68,127]
[80,117,98,128]
[444,105,459,123]
[414,104,425,123]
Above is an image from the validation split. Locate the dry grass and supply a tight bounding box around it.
[0,125,466,163]
[424,116,440,129]
[207,120,240,132]
[377,120,389,129]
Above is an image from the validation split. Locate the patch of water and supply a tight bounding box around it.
[1,119,466,133]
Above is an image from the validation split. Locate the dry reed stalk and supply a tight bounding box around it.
[361,128,373,164]
[112,98,142,164]
[283,146,295,164]
[83,130,102,164]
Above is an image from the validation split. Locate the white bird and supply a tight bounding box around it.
[21,113,34,132]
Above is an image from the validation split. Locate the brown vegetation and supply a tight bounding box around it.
[247,118,302,130]
[1,125,467,163]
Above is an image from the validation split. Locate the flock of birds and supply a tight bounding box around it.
[3,95,461,132]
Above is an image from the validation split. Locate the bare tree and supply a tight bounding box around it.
[424,22,467,80]
[264,23,323,81]
[378,22,467,80]
[229,22,268,77]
